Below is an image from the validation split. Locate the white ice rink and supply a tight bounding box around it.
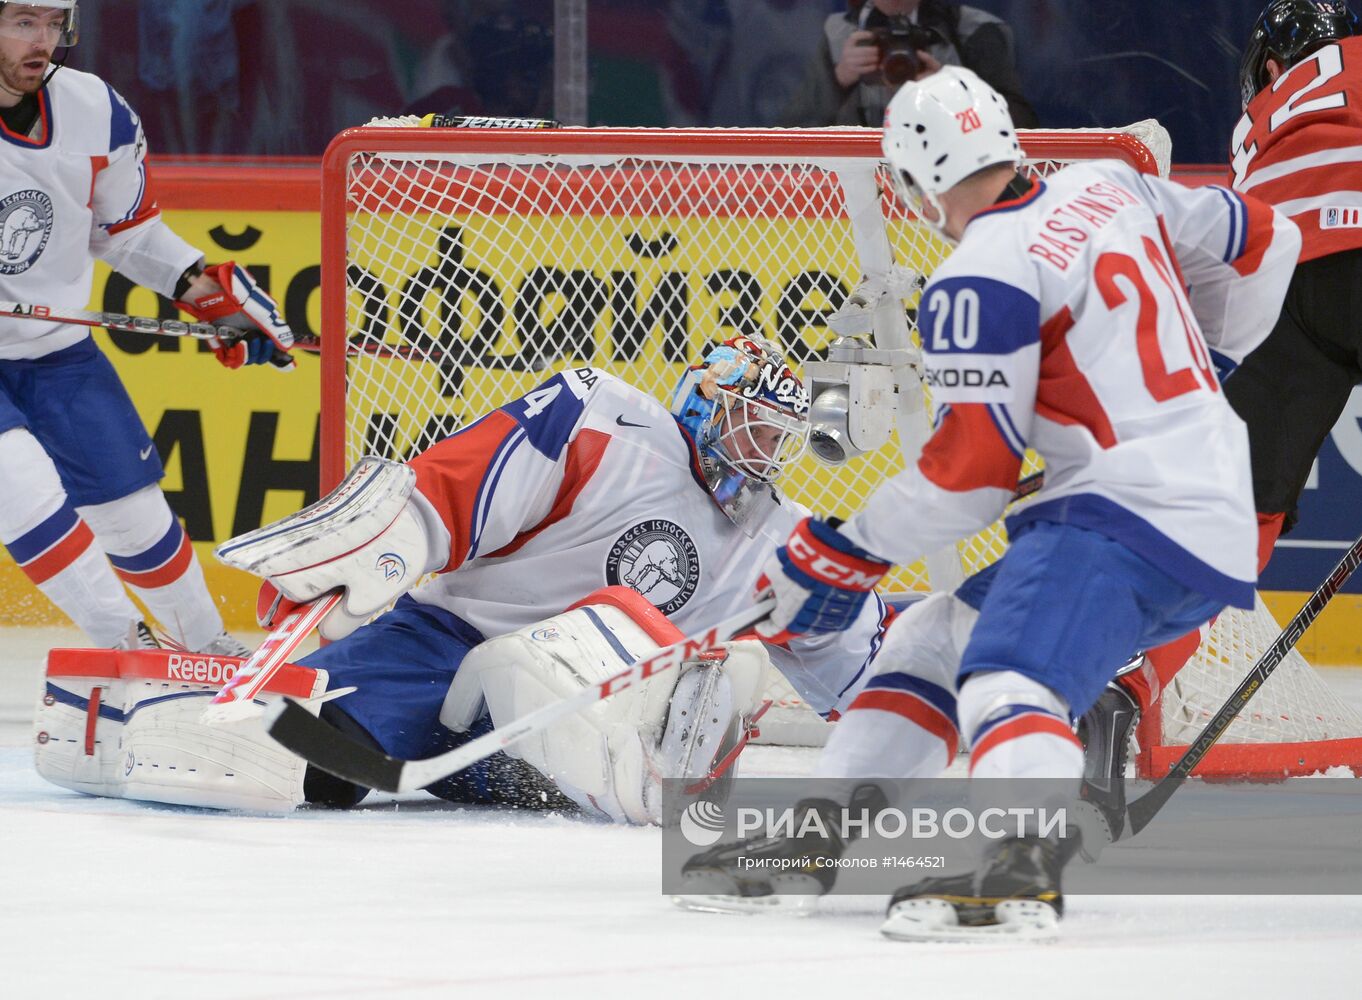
[3,627,1361,999]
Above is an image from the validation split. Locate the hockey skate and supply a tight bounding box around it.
[1075,670,1142,852]
[880,835,1072,942]
[115,620,160,650]
[673,784,887,916]
[198,631,253,658]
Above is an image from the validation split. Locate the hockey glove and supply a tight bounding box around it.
[177,261,296,371]
[754,516,891,642]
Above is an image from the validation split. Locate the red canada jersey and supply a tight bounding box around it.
[1230,35,1362,262]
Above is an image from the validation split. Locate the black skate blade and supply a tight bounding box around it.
[265,698,404,792]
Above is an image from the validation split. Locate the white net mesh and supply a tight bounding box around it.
[325,123,1362,768]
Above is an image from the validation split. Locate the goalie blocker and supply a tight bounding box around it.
[34,587,771,821]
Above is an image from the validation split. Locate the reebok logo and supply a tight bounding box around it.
[166,654,238,685]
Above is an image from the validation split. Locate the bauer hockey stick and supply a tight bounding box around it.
[1123,530,1362,837]
[265,597,776,794]
[200,591,344,724]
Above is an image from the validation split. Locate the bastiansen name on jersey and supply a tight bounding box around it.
[839,160,1300,610]
[0,69,200,360]
[1231,34,1362,262]
[401,366,887,717]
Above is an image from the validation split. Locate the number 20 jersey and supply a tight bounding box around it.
[1230,35,1362,263]
[841,161,1300,609]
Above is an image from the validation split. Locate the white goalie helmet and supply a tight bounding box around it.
[881,66,1022,238]
[0,1,79,47]
[670,335,810,532]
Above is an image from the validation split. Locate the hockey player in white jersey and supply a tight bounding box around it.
[0,2,293,655]
[36,337,889,819]
[683,67,1300,937]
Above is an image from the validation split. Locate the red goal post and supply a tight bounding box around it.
[318,122,1362,781]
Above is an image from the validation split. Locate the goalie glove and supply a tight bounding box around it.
[754,516,891,642]
[176,261,296,371]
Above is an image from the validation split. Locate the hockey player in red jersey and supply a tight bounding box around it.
[1097,0,1362,794]
[0,2,293,655]
[683,66,1299,939]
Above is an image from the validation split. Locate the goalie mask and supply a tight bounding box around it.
[1240,0,1359,108]
[670,336,810,532]
[0,1,79,48]
[881,66,1022,241]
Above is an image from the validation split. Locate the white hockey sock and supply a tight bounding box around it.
[959,670,1084,780]
[79,485,224,651]
[815,670,958,779]
[0,428,140,646]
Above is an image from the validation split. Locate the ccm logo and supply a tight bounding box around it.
[166,654,238,685]
[788,534,881,589]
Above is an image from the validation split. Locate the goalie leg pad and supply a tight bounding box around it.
[35,647,328,812]
[441,587,770,824]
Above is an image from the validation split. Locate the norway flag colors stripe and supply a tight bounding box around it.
[969,704,1080,775]
[109,519,194,590]
[7,503,95,585]
[848,671,959,758]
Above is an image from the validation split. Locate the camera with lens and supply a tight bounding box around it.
[859,16,944,87]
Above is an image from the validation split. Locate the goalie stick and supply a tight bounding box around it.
[1122,530,1362,837]
[265,598,775,794]
[200,591,344,724]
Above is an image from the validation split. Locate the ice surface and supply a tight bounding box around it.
[3,628,1361,999]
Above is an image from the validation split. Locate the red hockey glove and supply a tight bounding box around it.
[177,261,296,371]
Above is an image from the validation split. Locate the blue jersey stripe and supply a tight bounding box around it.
[108,520,182,573]
[7,503,80,564]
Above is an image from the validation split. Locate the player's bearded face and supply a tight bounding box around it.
[0,7,61,96]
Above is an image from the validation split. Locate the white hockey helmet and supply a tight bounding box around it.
[0,1,79,48]
[881,66,1022,238]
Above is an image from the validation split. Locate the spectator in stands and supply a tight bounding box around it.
[780,0,1037,128]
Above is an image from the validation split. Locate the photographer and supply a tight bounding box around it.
[780,0,1037,128]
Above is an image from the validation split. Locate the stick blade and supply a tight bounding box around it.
[265,698,405,793]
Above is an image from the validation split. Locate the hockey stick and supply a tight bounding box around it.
[265,597,776,794]
[2,299,256,346]
[200,591,344,724]
[1,298,453,362]
[1123,531,1362,837]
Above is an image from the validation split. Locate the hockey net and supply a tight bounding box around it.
[319,122,1362,781]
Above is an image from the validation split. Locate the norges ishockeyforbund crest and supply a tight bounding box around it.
[605,519,700,615]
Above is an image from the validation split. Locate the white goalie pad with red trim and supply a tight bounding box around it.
[440,585,770,824]
[34,647,328,812]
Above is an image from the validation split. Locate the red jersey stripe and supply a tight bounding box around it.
[112,531,194,590]
[485,428,610,559]
[22,521,95,585]
[848,688,959,757]
[1036,306,1118,448]
[411,411,525,572]
[918,403,1023,493]
[969,713,1081,773]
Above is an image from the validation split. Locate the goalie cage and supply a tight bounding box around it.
[317,120,1362,782]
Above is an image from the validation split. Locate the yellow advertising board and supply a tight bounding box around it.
[0,205,322,629]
